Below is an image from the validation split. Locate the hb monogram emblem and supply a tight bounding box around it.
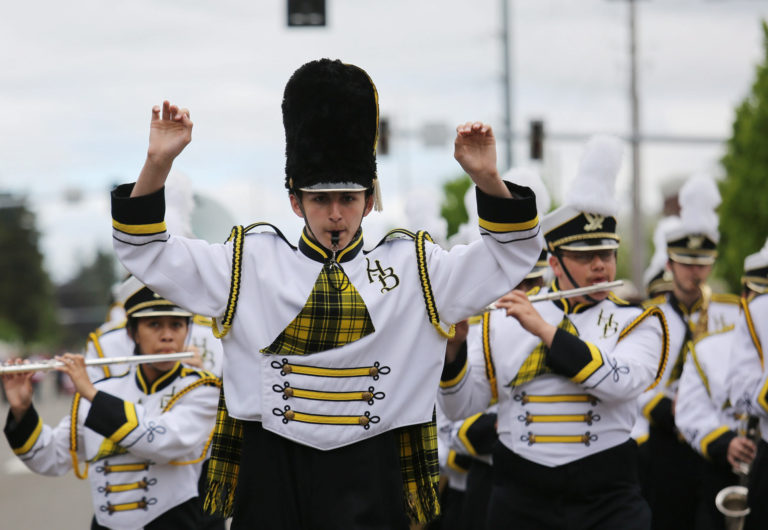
[597,309,619,338]
[584,213,605,232]
[366,258,400,293]
[687,236,704,249]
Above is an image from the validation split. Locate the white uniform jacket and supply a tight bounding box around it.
[4,363,220,530]
[438,283,669,467]
[728,294,768,442]
[111,182,543,450]
[633,292,741,442]
[85,315,225,380]
[675,326,742,462]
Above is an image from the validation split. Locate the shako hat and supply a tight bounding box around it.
[124,286,193,319]
[282,58,382,210]
[643,216,680,297]
[542,134,623,252]
[665,174,720,265]
[742,238,768,294]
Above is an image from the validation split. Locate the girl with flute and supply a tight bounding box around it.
[439,135,670,530]
[2,286,220,530]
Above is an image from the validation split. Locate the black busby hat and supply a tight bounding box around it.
[542,135,623,252]
[125,286,193,319]
[282,58,382,210]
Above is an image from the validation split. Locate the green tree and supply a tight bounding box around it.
[719,21,768,292]
[0,194,59,343]
[440,174,472,239]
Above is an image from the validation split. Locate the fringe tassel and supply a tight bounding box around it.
[372,177,383,212]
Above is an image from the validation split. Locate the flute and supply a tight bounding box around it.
[487,280,624,310]
[0,352,195,375]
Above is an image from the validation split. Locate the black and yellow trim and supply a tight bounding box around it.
[457,412,484,456]
[440,356,468,389]
[135,362,183,395]
[446,450,471,473]
[758,375,768,414]
[481,312,498,403]
[101,497,157,514]
[415,230,455,339]
[7,408,43,456]
[547,328,604,382]
[642,392,666,421]
[271,358,391,379]
[88,332,111,379]
[475,181,538,230]
[742,297,764,369]
[519,411,600,426]
[298,227,364,264]
[273,383,384,404]
[69,393,89,479]
[272,406,380,429]
[701,425,732,460]
[515,393,598,405]
[213,224,244,339]
[110,183,166,233]
[617,305,669,391]
[521,431,598,446]
[84,392,139,444]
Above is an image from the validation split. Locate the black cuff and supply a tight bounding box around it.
[111,183,166,227]
[4,405,40,451]
[464,412,498,455]
[649,396,675,432]
[545,328,595,378]
[85,391,136,441]
[442,341,467,382]
[476,181,537,226]
[707,430,737,469]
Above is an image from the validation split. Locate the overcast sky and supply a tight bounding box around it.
[1,0,767,283]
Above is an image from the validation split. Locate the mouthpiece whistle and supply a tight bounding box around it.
[331,231,340,249]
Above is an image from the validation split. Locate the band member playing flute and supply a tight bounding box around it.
[439,135,669,530]
[2,286,220,530]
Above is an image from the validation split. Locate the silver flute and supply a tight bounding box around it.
[0,352,194,375]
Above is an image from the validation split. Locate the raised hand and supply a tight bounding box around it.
[132,100,193,197]
[2,359,36,422]
[454,122,510,198]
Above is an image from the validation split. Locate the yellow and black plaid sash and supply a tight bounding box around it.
[261,264,375,355]
[508,317,578,387]
[205,264,439,523]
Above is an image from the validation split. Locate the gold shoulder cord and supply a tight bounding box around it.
[69,393,89,479]
[415,231,455,339]
[212,225,245,339]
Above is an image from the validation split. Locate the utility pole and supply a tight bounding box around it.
[501,0,514,171]
[628,0,645,293]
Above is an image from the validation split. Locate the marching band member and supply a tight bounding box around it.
[2,286,220,530]
[109,58,543,528]
[439,135,669,530]
[635,174,741,529]
[726,239,768,529]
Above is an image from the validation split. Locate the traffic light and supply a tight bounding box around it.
[378,117,390,155]
[287,0,326,27]
[529,120,545,161]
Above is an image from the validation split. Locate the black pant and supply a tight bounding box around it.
[639,426,701,530]
[231,421,410,530]
[486,439,650,530]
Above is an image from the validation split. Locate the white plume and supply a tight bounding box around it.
[565,134,624,216]
[643,216,680,288]
[503,166,551,214]
[678,173,721,242]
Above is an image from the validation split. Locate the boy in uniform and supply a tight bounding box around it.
[109,58,543,528]
[438,135,669,530]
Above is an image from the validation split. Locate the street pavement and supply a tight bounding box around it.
[0,375,93,529]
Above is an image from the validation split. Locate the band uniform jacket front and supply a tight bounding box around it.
[439,283,669,467]
[4,363,220,530]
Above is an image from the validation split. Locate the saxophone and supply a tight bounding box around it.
[715,415,760,530]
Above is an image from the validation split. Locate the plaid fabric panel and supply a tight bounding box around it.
[261,265,375,355]
[398,414,441,524]
[508,317,578,388]
[203,389,244,518]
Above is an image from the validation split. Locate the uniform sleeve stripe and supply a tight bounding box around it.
[478,216,539,233]
[12,416,43,456]
[440,357,468,389]
[457,412,483,456]
[112,219,167,235]
[482,313,498,404]
[642,392,665,420]
[109,402,139,443]
[758,375,768,414]
[475,181,538,225]
[701,425,731,459]
[570,342,603,384]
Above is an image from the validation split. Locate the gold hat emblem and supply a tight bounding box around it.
[687,235,704,249]
[583,213,605,232]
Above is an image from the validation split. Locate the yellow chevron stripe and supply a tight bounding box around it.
[111,220,166,235]
[478,216,539,233]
